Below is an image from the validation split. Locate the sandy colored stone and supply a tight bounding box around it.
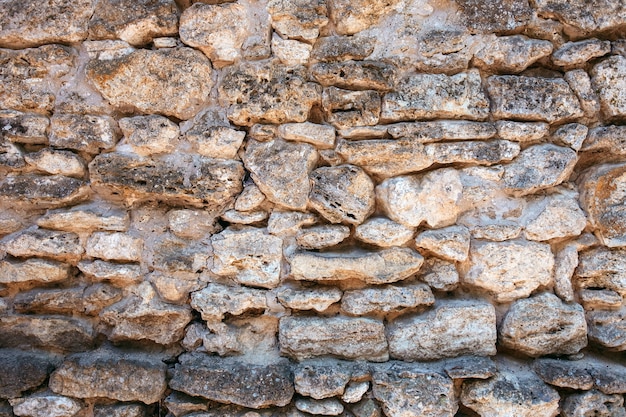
[37,205,128,234]
[290,247,423,285]
[211,227,283,289]
[234,183,266,212]
[495,121,549,142]
[342,381,369,403]
[276,286,342,312]
[382,70,489,122]
[581,125,626,158]
[388,121,496,141]
[552,39,611,67]
[586,306,626,350]
[294,360,353,399]
[24,149,86,178]
[90,152,244,209]
[554,245,578,302]
[278,122,335,149]
[311,35,375,62]
[565,69,601,118]
[552,123,588,151]
[296,225,350,249]
[267,0,328,41]
[0,316,94,352]
[191,283,267,322]
[0,0,93,48]
[0,111,49,145]
[488,75,583,123]
[279,316,388,361]
[4,228,83,263]
[562,390,626,417]
[13,287,86,315]
[78,260,142,287]
[0,258,70,285]
[244,139,317,211]
[322,87,380,129]
[86,232,143,262]
[474,35,552,73]
[591,55,626,120]
[220,209,268,225]
[419,258,459,292]
[327,0,398,35]
[388,300,496,360]
[462,240,554,303]
[89,0,178,46]
[431,140,520,166]
[524,193,587,241]
[341,283,434,316]
[311,61,396,90]
[0,174,90,209]
[296,398,344,416]
[576,246,626,296]
[119,115,179,156]
[534,0,626,38]
[268,211,317,236]
[415,29,472,75]
[87,46,213,120]
[272,35,312,66]
[0,138,25,171]
[499,292,587,356]
[50,350,166,404]
[146,235,209,274]
[354,217,414,248]
[376,168,463,228]
[414,225,471,262]
[10,393,82,417]
[185,125,245,160]
[164,392,209,417]
[456,0,532,33]
[220,62,320,126]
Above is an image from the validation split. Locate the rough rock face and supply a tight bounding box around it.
[341,283,434,316]
[534,0,626,37]
[0,350,57,399]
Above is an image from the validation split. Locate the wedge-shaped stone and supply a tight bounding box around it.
[311,61,396,90]
[191,283,267,322]
[474,35,553,73]
[462,240,554,303]
[456,0,532,33]
[49,350,166,404]
[499,292,587,356]
[354,217,414,248]
[290,248,423,284]
[534,0,626,37]
[170,353,294,408]
[387,300,496,360]
[415,225,471,262]
[586,306,626,350]
[267,0,328,41]
[381,70,489,122]
[388,120,496,140]
[524,193,587,241]
[220,62,320,126]
[0,140,26,171]
[0,174,90,209]
[37,205,129,233]
[533,355,626,393]
[420,258,460,292]
[86,46,212,120]
[487,76,583,123]
[276,287,342,312]
[431,140,520,165]
[119,115,179,156]
[3,229,83,263]
[552,123,588,150]
[0,111,49,145]
[89,152,244,209]
[0,0,93,48]
[565,69,600,118]
[0,316,94,352]
[211,227,283,289]
[0,258,70,284]
[296,225,350,249]
[373,362,457,417]
[552,39,611,67]
[311,35,375,62]
[278,122,335,149]
[50,114,120,154]
[296,398,344,416]
[582,125,626,157]
[591,55,626,120]
[342,283,434,316]
[78,260,142,287]
[279,316,388,361]
[495,121,549,142]
[0,349,57,399]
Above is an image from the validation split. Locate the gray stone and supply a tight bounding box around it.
[495,121,549,143]
[296,225,350,249]
[552,123,588,151]
[387,300,496,360]
[49,114,120,154]
[586,306,626,350]
[524,192,587,241]
[13,287,85,315]
[77,260,142,287]
[341,283,434,316]
[582,125,626,158]
[312,35,375,62]
[430,140,520,166]
[267,0,328,41]
[0,349,57,399]
[93,404,147,417]
[191,283,267,322]
[474,35,553,73]
[565,69,601,117]
[533,356,626,394]
[388,120,496,141]
[354,217,414,248]
[351,398,381,417]
[580,288,623,310]
[443,356,497,380]
[10,393,82,417]
[592,55,626,121]
[278,122,335,149]
[0,139,24,171]
[552,39,611,67]
[295,398,344,416]
[234,184,266,212]
[554,245,578,302]
[0,174,90,209]
[294,360,351,399]
[456,0,532,33]
[164,392,209,417]
[419,258,460,292]
[311,61,396,90]
[0,111,49,145]
[276,286,342,312]
[0,316,94,352]
[0,258,70,285]
[414,225,471,262]
[3,229,83,263]
[119,115,180,156]
[534,0,626,38]
[322,87,381,129]
[562,390,626,417]
[170,354,294,408]
[168,209,220,240]
[415,29,473,75]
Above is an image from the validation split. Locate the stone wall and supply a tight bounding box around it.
[0,0,625,416]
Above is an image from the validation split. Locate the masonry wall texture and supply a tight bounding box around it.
[0,0,625,416]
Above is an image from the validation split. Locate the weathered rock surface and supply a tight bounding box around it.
[563,390,626,417]
[419,258,460,292]
[552,123,588,151]
[24,149,86,178]
[279,316,388,361]
[534,0,626,37]
[86,46,213,120]
[586,306,626,350]
[290,248,423,285]
[414,225,471,262]
[0,258,70,285]
[49,113,121,154]
[354,217,414,247]
[278,122,335,149]
[565,69,601,117]
[119,115,180,156]
[311,35,375,62]
[495,121,549,143]
[533,356,626,393]
[0,111,49,145]
[461,240,554,303]
[311,61,396,90]
[474,35,553,73]
[296,225,350,249]
[296,398,344,416]
[293,360,352,399]
[0,316,94,352]
[322,87,381,129]
[191,283,267,322]
[86,232,143,262]
[341,283,434,316]
[276,287,342,312]
[0,350,57,399]
[78,260,142,287]
[90,152,244,209]
[37,205,129,233]
[93,404,146,417]
[267,0,328,41]
[443,356,497,380]
[272,34,312,66]
[591,55,626,121]
[524,193,587,241]
[456,0,532,33]
[582,125,626,158]
[211,227,283,289]
[554,244,578,302]
[170,354,294,408]
[576,246,626,295]
[388,120,496,141]
[552,39,611,67]
[387,300,496,360]
[0,174,90,209]
[49,350,167,404]
[3,229,83,263]
[9,393,82,417]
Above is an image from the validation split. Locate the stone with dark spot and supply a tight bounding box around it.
[0,349,58,399]
[533,356,626,394]
[455,0,532,34]
[0,316,94,353]
[0,175,89,209]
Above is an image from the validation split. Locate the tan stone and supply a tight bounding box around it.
[322,87,381,129]
[580,289,623,310]
[552,123,588,151]
[0,258,70,284]
[234,183,266,212]
[341,283,434,316]
[524,193,587,241]
[327,0,399,34]
[419,258,459,292]
[430,140,520,166]
[86,232,143,262]
[565,69,601,118]
[414,225,471,262]
[276,286,342,312]
[37,204,129,233]
[474,35,553,73]
[388,121,496,141]
[220,209,268,225]
[415,29,472,75]
[354,217,414,248]
[278,122,335,149]
[311,61,396,90]
[149,271,202,304]
[554,245,578,303]
[296,225,350,249]
[3,228,83,263]
[185,122,246,160]
[272,35,312,66]
[78,260,142,287]
[592,55,626,121]
[311,35,375,62]
[495,121,549,142]
[10,393,82,417]
[191,283,267,322]
[119,115,180,156]
[576,246,626,296]
[552,39,611,68]
[456,0,532,33]
[0,111,49,145]
[296,398,344,416]
[562,390,626,417]
[268,211,317,236]
[0,316,94,352]
[534,0,626,38]
[267,0,328,41]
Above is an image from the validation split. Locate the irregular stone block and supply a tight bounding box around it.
[456,0,532,33]
[268,211,317,236]
[278,122,335,149]
[495,121,549,142]
[388,120,496,141]
[49,350,167,404]
[580,288,623,310]
[311,61,396,90]
[267,0,328,40]
[86,232,143,262]
[552,123,588,151]
[592,55,626,120]
[13,287,85,315]
[0,174,90,209]
[576,246,626,296]
[327,0,398,34]
[474,35,553,73]
[50,114,120,154]
[93,404,147,417]
[272,34,312,66]
[296,225,350,249]
[311,35,375,62]
[9,393,82,417]
[0,111,49,145]
[354,217,414,248]
[220,209,267,225]
[290,248,423,285]
[164,391,209,417]
[191,283,267,322]
[3,229,83,263]
[24,149,86,178]
[534,0,626,37]
[387,300,496,360]
[414,225,471,262]
[430,140,520,166]
[168,209,220,240]
[586,306,626,350]
[562,390,626,417]
[119,115,180,156]
[89,152,244,209]
[296,398,344,416]
[276,286,342,312]
[0,258,70,285]
[37,204,129,233]
[443,356,497,380]
[322,87,380,129]
[552,39,611,67]
[554,244,578,302]
[342,283,434,316]
[419,258,460,292]
[582,125,626,158]
[415,29,472,75]
[293,360,353,400]
[78,260,142,287]
[0,349,57,399]
[279,316,388,361]
[0,316,94,352]
[170,354,294,408]
[0,138,25,171]
[86,46,213,120]
[524,193,587,241]
[565,69,600,117]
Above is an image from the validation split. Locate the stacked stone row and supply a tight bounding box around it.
[0,0,625,416]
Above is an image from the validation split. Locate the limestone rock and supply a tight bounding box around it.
[119,115,180,156]
[419,258,460,292]
[309,165,375,225]
[322,87,381,129]
[0,349,57,399]
[0,316,94,352]
[170,354,294,408]
[234,184,266,212]
[37,204,129,233]
[524,193,587,241]
[503,144,577,196]
[342,381,369,403]
[244,139,317,211]
[146,235,209,273]
[296,225,350,249]
[0,0,93,48]
[487,76,583,123]
[276,286,342,312]
[582,125,626,159]
[77,260,142,287]
[279,316,388,361]
[533,0,626,37]
[311,35,375,62]
[89,152,244,209]
[552,123,588,151]
[10,393,82,417]
[415,29,473,75]
[211,227,283,289]
[565,69,601,118]
[220,209,267,225]
[388,120,496,141]
[93,404,147,417]
[499,292,587,356]
[414,225,471,262]
[267,0,328,41]
[311,61,396,90]
[0,258,70,285]
[461,240,554,303]
[271,35,312,66]
[327,0,398,35]
[533,356,626,393]
[24,150,86,178]
[461,362,560,417]
[443,356,497,380]
[0,138,25,171]
[387,300,496,360]
[376,168,463,228]
[495,121,549,143]
[474,35,553,73]
[164,392,209,417]
[0,111,49,145]
[294,360,351,399]
[89,0,178,46]
[3,229,83,263]
[290,248,423,285]
[562,390,626,417]
[191,283,267,322]
[381,70,489,122]
[354,217,414,248]
[220,62,320,126]
[554,245,578,302]
[552,39,611,67]
[0,174,90,209]
[341,283,434,316]
[456,0,532,33]
[86,46,213,120]
[580,288,622,310]
[576,246,626,296]
[183,113,246,160]
[430,140,520,166]
[586,306,626,350]
[86,232,143,262]
[13,287,85,315]
[592,55,626,121]
[49,350,167,404]
[278,122,335,149]
[268,211,317,236]
[296,398,344,416]
[372,362,457,417]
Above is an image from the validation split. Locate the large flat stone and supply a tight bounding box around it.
[592,55,626,121]
[0,316,94,352]
[3,229,84,263]
[534,0,626,37]
[0,175,90,209]
[0,258,70,285]
[342,283,434,316]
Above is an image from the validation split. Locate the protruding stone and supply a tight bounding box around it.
[170,354,294,408]
[0,258,70,285]
[343,381,369,403]
[582,125,626,159]
[191,283,267,322]
[431,140,520,166]
[461,240,554,303]
[354,217,414,248]
[24,149,86,178]
[342,283,434,316]
[580,288,623,310]
[267,0,328,41]
[211,227,282,289]
[415,29,472,75]
[86,232,143,262]
[13,287,85,315]
[278,122,335,149]
[487,75,583,123]
[419,258,460,292]
[322,87,380,129]
[234,184,266,212]
[119,115,180,156]
[327,0,398,35]
[78,260,142,287]
[387,300,496,360]
[388,120,496,141]
[533,355,626,393]
[0,316,94,352]
[49,350,167,404]
[9,393,82,417]
[279,316,388,361]
[0,174,90,209]
[0,111,49,145]
[3,229,83,263]
[552,123,588,151]
[311,61,396,90]
[294,360,353,399]
[296,225,350,249]
[38,204,129,233]
[495,121,549,142]
[311,35,375,62]
[474,35,552,73]
[533,0,626,38]
[576,246,626,296]
[183,113,246,160]
[554,245,578,302]
[93,404,147,417]
[271,34,312,66]
[220,209,268,225]
[586,306,626,350]
[0,349,57,399]
[376,168,463,228]
[164,392,209,417]
[591,55,626,120]
[290,248,423,285]
[443,356,497,380]
[276,286,342,312]
[243,139,317,211]
[524,193,587,241]
[562,390,626,417]
[553,39,611,67]
[414,225,471,262]
[382,70,489,122]
[565,69,601,117]
[86,46,213,120]
[296,398,344,416]
[268,211,317,236]
[456,0,532,33]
